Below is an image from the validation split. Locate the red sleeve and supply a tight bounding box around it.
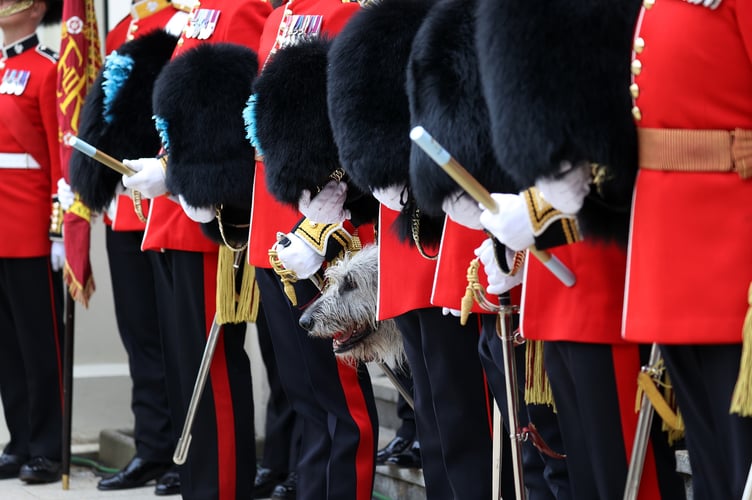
[42,64,62,194]
[322,1,360,36]
[223,0,273,51]
[105,16,132,54]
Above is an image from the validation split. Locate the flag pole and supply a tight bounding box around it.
[61,291,75,490]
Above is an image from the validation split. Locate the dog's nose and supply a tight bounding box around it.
[299,314,314,331]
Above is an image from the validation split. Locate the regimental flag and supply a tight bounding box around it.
[56,0,102,306]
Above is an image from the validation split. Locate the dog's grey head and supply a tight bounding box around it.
[299,244,404,367]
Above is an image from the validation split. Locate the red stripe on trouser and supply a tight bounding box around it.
[203,253,236,500]
[336,358,375,500]
[611,345,662,500]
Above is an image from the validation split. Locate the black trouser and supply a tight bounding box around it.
[256,268,377,500]
[106,227,173,463]
[545,341,685,500]
[152,250,254,500]
[395,308,492,500]
[0,257,64,460]
[256,305,301,474]
[661,343,752,500]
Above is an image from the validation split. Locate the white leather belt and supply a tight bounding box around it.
[0,153,41,169]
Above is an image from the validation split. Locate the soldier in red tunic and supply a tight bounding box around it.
[65,2,188,493]
[475,0,686,498]
[245,2,380,498]
[328,0,497,497]
[623,0,752,497]
[116,1,272,499]
[0,0,64,484]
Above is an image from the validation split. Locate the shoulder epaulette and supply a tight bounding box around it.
[35,45,58,62]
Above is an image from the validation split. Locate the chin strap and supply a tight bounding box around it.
[0,0,33,18]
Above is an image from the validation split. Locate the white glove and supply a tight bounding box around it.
[442,307,461,317]
[478,193,535,251]
[179,194,216,223]
[298,180,351,223]
[535,161,591,214]
[474,238,523,295]
[57,177,75,211]
[442,192,482,229]
[372,184,407,212]
[50,241,65,272]
[121,158,167,198]
[273,232,325,279]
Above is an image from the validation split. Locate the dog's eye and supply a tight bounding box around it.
[341,275,357,292]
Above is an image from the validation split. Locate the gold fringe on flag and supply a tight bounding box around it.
[216,246,260,325]
[730,282,752,416]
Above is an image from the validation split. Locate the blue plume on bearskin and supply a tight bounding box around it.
[328,0,442,246]
[69,29,178,212]
[407,0,517,217]
[475,0,642,245]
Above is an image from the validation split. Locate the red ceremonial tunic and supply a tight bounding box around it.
[432,218,505,312]
[247,0,361,268]
[520,241,628,344]
[105,1,188,232]
[0,35,60,257]
[377,207,438,321]
[141,0,271,253]
[622,0,752,344]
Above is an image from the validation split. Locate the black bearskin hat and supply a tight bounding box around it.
[328,0,442,246]
[153,42,258,247]
[69,29,178,212]
[252,38,378,225]
[407,0,517,217]
[41,0,62,25]
[154,42,258,208]
[475,0,641,245]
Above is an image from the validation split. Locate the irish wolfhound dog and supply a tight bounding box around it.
[299,244,404,367]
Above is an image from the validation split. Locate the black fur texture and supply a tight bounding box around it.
[407,0,517,217]
[154,42,258,208]
[254,38,340,208]
[475,0,641,244]
[41,0,62,25]
[69,30,178,212]
[328,0,441,246]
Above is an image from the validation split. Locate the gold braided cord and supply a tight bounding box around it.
[131,190,147,223]
[410,208,437,260]
[215,205,249,252]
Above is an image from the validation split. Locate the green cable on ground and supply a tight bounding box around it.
[372,491,393,500]
[71,455,120,474]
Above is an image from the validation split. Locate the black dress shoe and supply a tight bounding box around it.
[386,440,422,469]
[254,466,286,498]
[0,453,28,479]
[19,457,61,484]
[154,469,181,496]
[376,436,412,464]
[270,471,297,500]
[97,456,172,491]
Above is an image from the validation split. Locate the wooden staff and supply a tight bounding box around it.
[409,126,575,287]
